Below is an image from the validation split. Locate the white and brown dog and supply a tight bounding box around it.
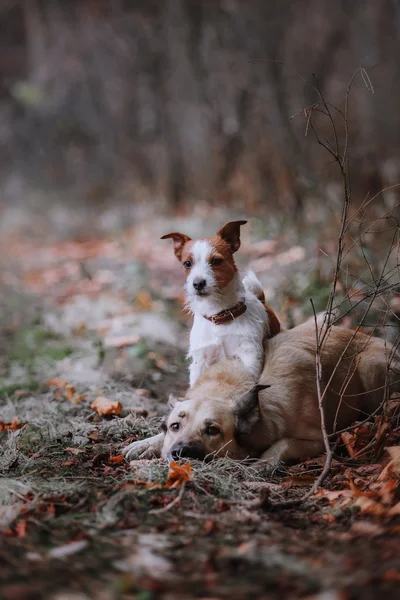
[161,221,280,387]
[123,322,400,466]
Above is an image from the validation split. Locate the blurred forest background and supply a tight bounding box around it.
[1,0,400,218]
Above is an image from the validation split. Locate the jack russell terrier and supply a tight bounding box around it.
[161,221,280,387]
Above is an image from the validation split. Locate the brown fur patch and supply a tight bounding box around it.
[217,220,247,253]
[161,232,192,261]
[207,236,237,288]
[264,304,281,337]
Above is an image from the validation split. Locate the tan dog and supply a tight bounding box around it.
[124,322,400,468]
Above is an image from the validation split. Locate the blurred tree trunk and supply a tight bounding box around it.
[0,0,398,212]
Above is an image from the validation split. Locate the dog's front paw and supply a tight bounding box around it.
[123,439,155,460]
[123,432,164,460]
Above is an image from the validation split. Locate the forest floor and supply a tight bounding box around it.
[1,201,399,600]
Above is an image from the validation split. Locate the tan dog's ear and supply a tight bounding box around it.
[233,384,269,441]
[168,393,184,410]
[217,221,247,253]
[161,232,192,261]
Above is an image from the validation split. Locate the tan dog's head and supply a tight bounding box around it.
[161,361,268,461]
[161,221,247,300]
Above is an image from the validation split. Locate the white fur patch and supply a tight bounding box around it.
[185,240,215,297]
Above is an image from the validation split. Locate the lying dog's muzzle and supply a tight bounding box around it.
[170,442,205,461]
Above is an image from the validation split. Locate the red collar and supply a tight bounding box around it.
[204,301,247,325]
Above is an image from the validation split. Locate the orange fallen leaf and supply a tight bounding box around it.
[0,417,25,432]
[164,461,193,489]
[47,378,69,388]
[135,290,153,310]
[47,378,84,404]
[91,396,122,416]
[382,570,400,582]
[16,520,27,537]
[64,384,76,401]
[108,455,125,464]
[204,519,216,535]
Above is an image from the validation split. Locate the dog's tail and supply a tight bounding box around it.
[243,270,281,337]
[243,270,265,304]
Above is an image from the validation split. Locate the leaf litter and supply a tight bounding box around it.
[1,213,400,599]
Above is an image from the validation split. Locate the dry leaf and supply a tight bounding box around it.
[60,460,77,467]
[13,390,30,398]
[64,384,76,401]
[354,495,387,517]
[313,489,352,503]
[135,290,153,310]
[0,417,25,432]
[388,502,400,516]
[282,475,316,488]
[103,334,140,348]
[46,378,69,388]
[341,426,371,458]
[65,448,86,455]
[91,396,122,416]
[15,520,27,537]
[46,378,84,404]
[378,446,400,482]
[321,513,336,523]
[164,461,193,488]
[108,455,125,464]
[204,519,216,535]
[350,521,384,537]
[382,569,400,582]
[148,352,168,371]
[133,388,150,397]
[341,431,357,457]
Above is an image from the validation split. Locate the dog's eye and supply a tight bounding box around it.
[210,257,223,267]
[170,422,180,432]
[183,261,192,269]
[206,425,221,436]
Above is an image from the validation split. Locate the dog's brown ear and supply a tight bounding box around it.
[217,221,247,253]
[233,384,269,441]
[161,232,192,261]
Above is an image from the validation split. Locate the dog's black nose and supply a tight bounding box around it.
[193,278,206,291]
[170,443,205,461]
